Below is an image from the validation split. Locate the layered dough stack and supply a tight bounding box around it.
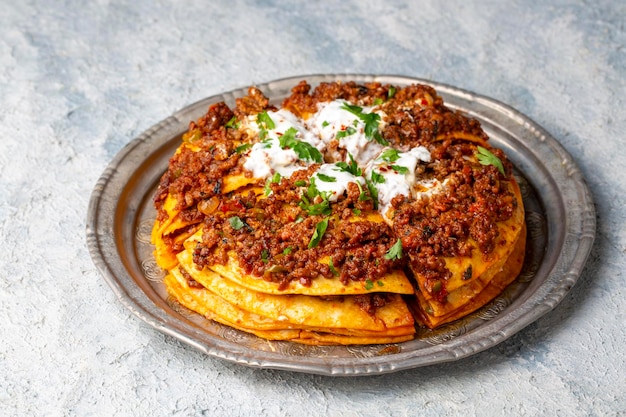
[151,80,526,345]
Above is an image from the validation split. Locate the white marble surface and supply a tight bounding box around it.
[1,1,625,415]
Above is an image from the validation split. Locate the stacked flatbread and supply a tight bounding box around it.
[151,80,526,345]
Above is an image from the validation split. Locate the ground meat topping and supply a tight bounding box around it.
[155,81,518,302]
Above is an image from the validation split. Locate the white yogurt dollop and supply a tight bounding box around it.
[306,100,386,166]
[242,109,323,178]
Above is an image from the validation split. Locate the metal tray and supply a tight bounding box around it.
[86,74,595,376]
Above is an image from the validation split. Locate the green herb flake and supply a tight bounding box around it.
[283,247,293,255]
[384,238,403,260]
[370,171,386,184]
[380,148,401,163]
[336,126,357,139]
[225,116,240,129]
[321,120,330,128]
[328,257,339,276]
[308,217,329,249]
[261,249,269,263]
[316,173,336,183]
[476,146,505,175]
[335,153,362,177]
[228,216,246,231]
[278,127,323,163]
[388,86,397,99]
[256,111,275,141]
[299,178,332,216]
[377,280,384,287]
[391,165,409,174]
[256,111,275,130]
[364,279,374,290]
[234,143,252,154]
[340,102,388,145]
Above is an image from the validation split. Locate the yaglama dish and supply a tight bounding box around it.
[151,80,526,345]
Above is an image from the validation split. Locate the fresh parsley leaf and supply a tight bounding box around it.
[384,238,403,260]
[225,116,240,129]
[370,170,386,184]
[336,126,356,139]
[355,180,370,203]
[340,103,389,145]
[234,143,252,154]
[316,173,336,182]
[335,153,362,176]
[364,279,374,290]
[308,217,329,249]
[256,111,275,140]
[364,178,379,209]
[294,179,307,187]
[256,111,275,130]
[299,178,332,216]
[391,165,409,174]
[229,216,245,231]
[264,172,282,196]
[264,179,272,196]
[380,148,401,163]
[328,257,338,276]
[476,146,505,175]
[321,120,330,128]
[278,127,323,163]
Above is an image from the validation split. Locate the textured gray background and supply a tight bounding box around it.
[1,1,625,416]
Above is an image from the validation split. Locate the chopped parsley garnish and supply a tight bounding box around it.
[294,179,307,187]
[340,103,388,145]
[283,246,293,255]
[364,279,374,290]
[384,238,403,260]
[308,217,329,248]
[234,143,252,154]
[328,257,338,276]
[380,148,401,163]
[225,116,240,129]
[476,146,505,175]
[278,127,323,163]
[322,120,330,128]
[380,149,409,174]
[355,181,370,203]
[264,172,282,196]
[370,170,386,184]
[336,126,356,139]
[388,86,396,99]
[335,153,362,176]
[256,111,275,140]
[391,165,409,174]
[316,173,336,182]
[261,249,269,263]
[299,178,332,216]
[228,216,246,231]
